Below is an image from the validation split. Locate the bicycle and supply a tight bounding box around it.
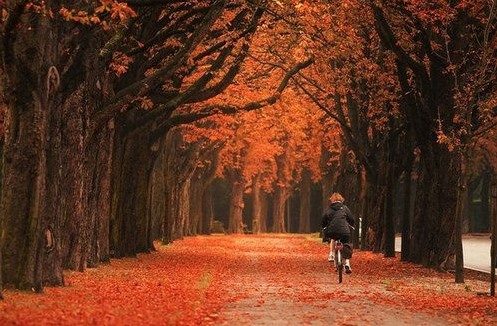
[333,239,345,283]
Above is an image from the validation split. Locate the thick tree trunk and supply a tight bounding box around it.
[1,12,62,291]
[298,169,311,233]
[110,126,156,257]
[86,124,114,266]
[1,93,49,290]
[163,131,199,243]
[410,149,458,268]
[188,149,219,236]
[59,88,86,272]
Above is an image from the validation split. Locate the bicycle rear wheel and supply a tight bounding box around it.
[336,250,343,283]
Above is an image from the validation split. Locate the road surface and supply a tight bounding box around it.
[396,235,492,273]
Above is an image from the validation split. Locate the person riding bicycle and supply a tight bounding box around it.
[321,192,355,274]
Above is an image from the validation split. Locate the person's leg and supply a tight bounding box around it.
[328,239,335,262]
[341,235,352,273]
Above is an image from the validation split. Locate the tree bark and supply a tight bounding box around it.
[163,130,199,243]
[272,185,288,233]
[298,169,311,233]
[410,149,459,268]
[228,169,245,234]
[1,11,60,291]
[454,154,468,283]
[260,189,268,233]
[401,169,413,261]
[252,174,262,234]
[110,124,157,257]
[202,185,214,235]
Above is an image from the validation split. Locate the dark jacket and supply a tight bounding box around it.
[321,202,355,236]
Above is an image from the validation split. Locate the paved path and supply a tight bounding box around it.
[396,235,492,273]
[217,235,460,325]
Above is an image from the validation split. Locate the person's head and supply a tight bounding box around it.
[329,192,344,204]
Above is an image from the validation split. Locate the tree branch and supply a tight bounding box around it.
[149,56,314,142]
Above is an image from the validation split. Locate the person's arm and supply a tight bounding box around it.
[321,213,328,228]
[345,206,355,227]
[321,208,330,228]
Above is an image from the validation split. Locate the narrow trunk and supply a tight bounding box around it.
[384,160,396,257]
[490,175,497,296]
[353,168,366,248]
[201,185,214,234]
[252,174,262,234]
[361,184,372,250]
[298,169,311,233]
[320,147,336,210]
[228,170,245,234]
[401,169,413,261]
[260,190,268,233]
[272,185,288,233]
[373,190,385,253]
[454,155,467,283]
[188,176,204,236]
[481,172,491,232]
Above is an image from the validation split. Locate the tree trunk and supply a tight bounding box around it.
[202,185,214,235]
[162,131,199,242]
[299,169,311,233]
[188,175,204,236]
[1,93,48,290]
[384,152,396,257]
[353,168,366,248]
[260,190,268,233]
[228,169,245,234]
[490,175,497,296]
[92,125,114,264]
[1,12,61,290]
[272,185,288,233]
[252,174,262,234]
[188,148,219,236]
[401,169,413,261]
[361,183,372,250]
[410,148,459,268]
[59,87,86,272]
[110,126,156,257]
[481,171,491,232]
[373,189,385,253]
[454,154,468,283]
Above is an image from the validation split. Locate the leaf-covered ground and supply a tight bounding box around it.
[1,234,496,325]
